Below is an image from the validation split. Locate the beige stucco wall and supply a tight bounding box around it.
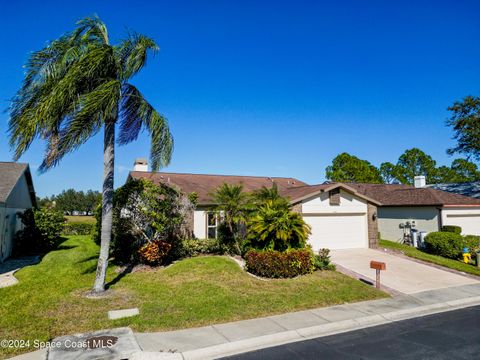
[378,206,440,242]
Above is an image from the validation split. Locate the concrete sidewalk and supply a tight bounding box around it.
[9,283,480,360]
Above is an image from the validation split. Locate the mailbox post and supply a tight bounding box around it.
[370,261,386,289]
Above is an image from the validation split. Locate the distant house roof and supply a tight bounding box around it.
[128,171,308,204]
[0,162,36,206]
[428,182,480,200]
[345,183,480,207]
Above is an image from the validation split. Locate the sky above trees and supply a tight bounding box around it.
[1,1,479,196]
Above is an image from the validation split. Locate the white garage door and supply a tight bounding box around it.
[303,214,368,250]
[445,214,480,236]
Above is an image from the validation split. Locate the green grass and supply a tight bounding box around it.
[65,215,96,224]
[380,239,480,276]
[0,236,386,359]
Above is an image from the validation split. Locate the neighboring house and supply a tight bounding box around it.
[0,162,36,262]
[428,181,480,199]
[127,161,480,249]
[347,176,480,241]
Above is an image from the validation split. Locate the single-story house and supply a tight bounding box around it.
[428,181,480,199]
[127,161,480,250]
[0,162,37,262]
[346,177,480,241]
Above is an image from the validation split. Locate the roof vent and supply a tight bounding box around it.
[414,175,426,188]
[133,158,148,172]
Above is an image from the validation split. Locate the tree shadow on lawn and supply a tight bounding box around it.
[105,264,134,289]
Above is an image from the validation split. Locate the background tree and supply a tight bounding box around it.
[394,148,437,185]
[447,96,480,161]
[435,159,480,183]
[325,152,383,183]
[379,162,398,184]
[8,16,173,293]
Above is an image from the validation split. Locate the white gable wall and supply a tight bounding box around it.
[301,190,369,250]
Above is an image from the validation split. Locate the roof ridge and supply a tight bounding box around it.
[129,170,304,181]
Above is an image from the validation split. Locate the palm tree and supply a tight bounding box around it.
[8,16,173,293]
[251,183,290,210]
[211,183,251,253]
[247,200,311,252]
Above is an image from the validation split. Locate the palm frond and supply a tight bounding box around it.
[73,15,109,45]
[116,33,158,80]
[39,80,121,172]
[118,84,173,170]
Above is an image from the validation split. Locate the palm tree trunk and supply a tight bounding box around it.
[93,121,115,293]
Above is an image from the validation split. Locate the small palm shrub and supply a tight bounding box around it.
[245,249,315,278]
[246,201,311,252]
[314,248,336,270]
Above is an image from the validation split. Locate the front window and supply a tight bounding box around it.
[207,212,218,239]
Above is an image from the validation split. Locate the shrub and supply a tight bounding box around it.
[245,249,315,278]
[246,201,311,252]
[441,225,462,234]
[138,240,172,266]
[62,222,94,236]
[424,231,464,259]
[463,235,480,255]
[14,208,65,256]
[178,238,227,258]
[313,248,336,271]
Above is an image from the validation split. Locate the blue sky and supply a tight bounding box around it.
[1,0,479,197]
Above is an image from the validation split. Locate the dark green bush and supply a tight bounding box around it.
[245,249,314,278]
[62,222,94,235]
[313,248,336,271]
[177,238,228,258]
[463,235,480,255]
[424,231,464,259]
[441,225,462,234]
[13,208,65,256]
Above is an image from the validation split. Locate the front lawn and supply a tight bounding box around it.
[380,239,480,276]
[65,215,96,224]
[0,236,386,359]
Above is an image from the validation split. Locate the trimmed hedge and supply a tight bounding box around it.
[424,231,464,259]
[178,238,228,258]
[62,222,94,236]
[245,249,314,278]
[463,235,480,255]
[441,225,462,234]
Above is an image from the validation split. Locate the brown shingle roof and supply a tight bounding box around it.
[128,171,308,204]
[0,162,36,205]
[345,183,480,206]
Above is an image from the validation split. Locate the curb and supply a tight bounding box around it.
[178,296,480,360]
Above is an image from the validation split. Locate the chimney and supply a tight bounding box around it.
[133,158,148,172]
[414,175,426,188]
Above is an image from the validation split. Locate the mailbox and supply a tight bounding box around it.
[370,261,386,271]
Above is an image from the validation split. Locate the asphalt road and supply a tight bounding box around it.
[222,305,480,360]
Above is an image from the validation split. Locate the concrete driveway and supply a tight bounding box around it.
[330,248,479,294]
